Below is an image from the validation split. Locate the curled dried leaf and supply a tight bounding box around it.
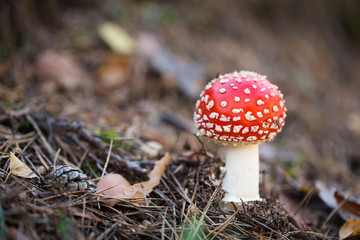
[96,173,131,206]
[97,153,171,206]
[96,54,133,90]
[9,152,37,179]
[335,191,360,217]
[127,152,171,198]
[316,181,360,219]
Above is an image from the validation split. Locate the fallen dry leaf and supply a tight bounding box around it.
[339,218,360,240]
[96,54,132,90]
[335,191,360,218]
[123,152,171,202]
[97,153,171,206]
[139,152,171,190]
[316,181,360,220]
[36,50,88,91]
[98,22,136,55]
[118,152,171,204]
[9,152,37,178]
[96,173,132,206]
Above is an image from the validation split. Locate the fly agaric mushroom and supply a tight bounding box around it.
[194,71,286,203]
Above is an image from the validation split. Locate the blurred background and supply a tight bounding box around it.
[1,0,360,207]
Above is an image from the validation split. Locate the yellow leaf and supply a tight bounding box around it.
[339,218,360,240]
[98,22,136,55]
[9,152,37,178]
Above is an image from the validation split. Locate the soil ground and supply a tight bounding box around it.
[1,1,360,239]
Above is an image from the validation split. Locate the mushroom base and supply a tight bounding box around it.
[222,144,262,203]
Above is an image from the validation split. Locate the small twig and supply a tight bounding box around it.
[0,136,12,152]
[33,144,49,170]
[46,117,54,146]
[141,183,149,206]
[40,190,89,202]
[250,217,290,240]
[77,148,89,169]
[110,152,146,174]
[68,132,146,175]
[194,134,207,155]
[54,135,79,165]
[321,195,349,229]
[4,171,11,183]
[153,189,176,210]
[95,222,120,240]
[26,115,55,158]
[17,139,34,158]
[82,198,86,235]
[4,107,31,118]
[23,155,45,181]
[53,148,61,167]
[79,128,107,150]
[285,230,335,239]
[160,176,178,205]
[294,187,316,215]
[169,170,217,225]
[101,139,113,179]
[0,136,13,166]
[207,211,237,240]
[160,207,167,240]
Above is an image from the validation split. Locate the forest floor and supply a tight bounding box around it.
[1,1,360,239]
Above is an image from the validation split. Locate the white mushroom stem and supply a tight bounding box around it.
[222,144,262,203]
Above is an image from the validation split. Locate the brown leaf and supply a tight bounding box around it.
[97,153,171,206]
[9,152,37,178]
[96,54,132,90]
[135,152,171,193]
[316,181,360,220]
[36,50,88,91]
[118,152,171,203]
[96,173,131,206]
[339,218,360,240]
[335,191,360,217]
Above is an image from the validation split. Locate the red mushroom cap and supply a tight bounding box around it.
[194,71,286,145]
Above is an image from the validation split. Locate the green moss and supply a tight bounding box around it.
[281,153,308,178]
[56,213,75,240]
[159,9,177,25]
